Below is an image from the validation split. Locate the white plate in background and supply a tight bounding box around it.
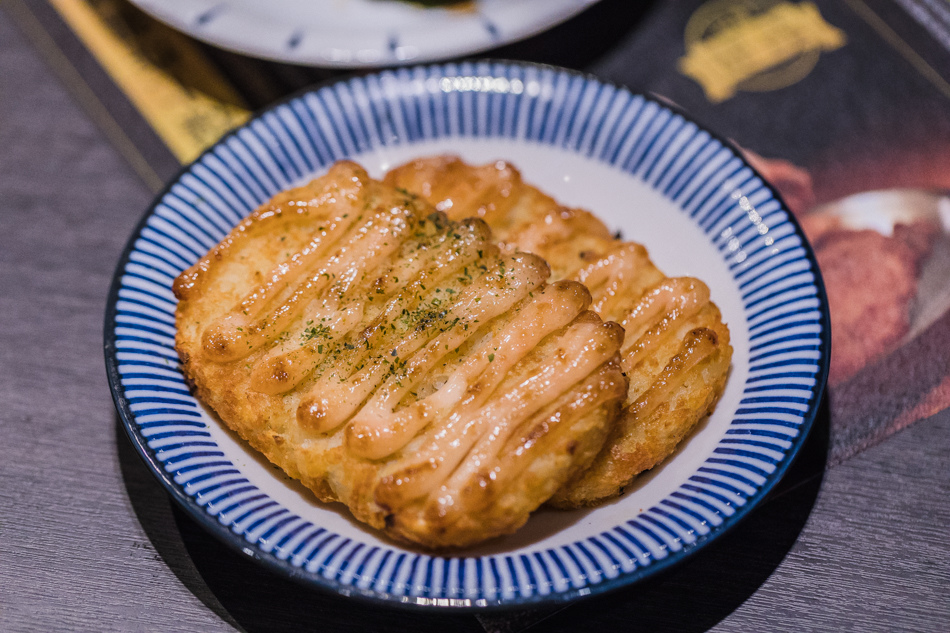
[129,0,601,67]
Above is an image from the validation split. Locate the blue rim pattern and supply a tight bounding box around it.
[105,61,829,609]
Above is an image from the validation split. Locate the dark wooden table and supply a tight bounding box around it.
[1,5,948,631]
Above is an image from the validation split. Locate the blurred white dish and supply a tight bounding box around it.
[129,0,601,67]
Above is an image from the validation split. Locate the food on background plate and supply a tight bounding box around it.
[174,162,628,548]
[799,216,938,386]
[385,156,733,507]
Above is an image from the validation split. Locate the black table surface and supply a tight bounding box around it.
[1,4,948,631]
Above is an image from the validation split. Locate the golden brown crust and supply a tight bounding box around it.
[174,161,628,548]
[385,156,615,279]
[385,156,733,508]
[550,308,731,507]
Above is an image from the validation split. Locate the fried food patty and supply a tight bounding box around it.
[385,156,732,507]
[800,219,937,386]
[174,162,628,547]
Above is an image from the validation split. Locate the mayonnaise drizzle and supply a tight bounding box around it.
[192,164,628,537]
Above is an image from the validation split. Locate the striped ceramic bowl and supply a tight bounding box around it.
[105,61,829,609]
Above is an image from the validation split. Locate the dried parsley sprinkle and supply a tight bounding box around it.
[301,324,331,341]
[488,354,495,362]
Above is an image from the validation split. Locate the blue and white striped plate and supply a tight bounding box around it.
[105,61,829,609]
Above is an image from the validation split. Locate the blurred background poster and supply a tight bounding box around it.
[592,0,950,462]
[10,0,950,462]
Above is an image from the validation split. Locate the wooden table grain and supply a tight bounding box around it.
[1,8,947,632]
